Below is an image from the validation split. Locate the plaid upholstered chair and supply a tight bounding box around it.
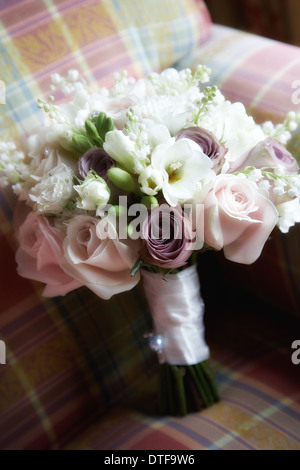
[0,0,299,450]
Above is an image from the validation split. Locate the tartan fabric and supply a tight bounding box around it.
[178,24,300,124]
[0,0,211,139]
[64,302,300,450]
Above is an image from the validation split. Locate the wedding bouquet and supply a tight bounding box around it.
[1,65,300,415]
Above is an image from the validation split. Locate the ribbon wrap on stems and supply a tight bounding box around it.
[142,264,219,415]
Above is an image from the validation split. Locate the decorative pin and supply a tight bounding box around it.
[144,333,165,353]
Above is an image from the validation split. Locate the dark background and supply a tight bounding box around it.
[205,0,300,46]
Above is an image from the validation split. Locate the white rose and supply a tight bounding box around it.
[29,163,74,213]
[74,172,110,212]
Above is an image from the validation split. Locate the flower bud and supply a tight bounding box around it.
[85,120,103,147]
[72,134,94,153]
[141,196,159,209]
[107,168,138,194]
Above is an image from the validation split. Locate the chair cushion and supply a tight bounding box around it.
[63,301,300,450]
[178,24,300,124]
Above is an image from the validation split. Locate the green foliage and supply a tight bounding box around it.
[59,111,115,157]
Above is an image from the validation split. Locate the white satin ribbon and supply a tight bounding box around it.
[142,265,210,365]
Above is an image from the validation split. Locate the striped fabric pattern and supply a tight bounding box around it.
[64,304,300,450]
[0,0,211,139]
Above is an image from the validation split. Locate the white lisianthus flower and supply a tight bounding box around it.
[74,171,110,213]
[149,138,214,206]
[277,198,300,233]
[29,163,74,213]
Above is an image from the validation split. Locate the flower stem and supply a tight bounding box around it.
[171,365,188,416]
[157,361,219,416]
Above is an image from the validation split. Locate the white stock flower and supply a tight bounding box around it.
[198,101,265,164]
[138,95,195,136]
[29,163,74,213]
[149,138,214,206]
[74,172,110,212]
[277,198,300,233]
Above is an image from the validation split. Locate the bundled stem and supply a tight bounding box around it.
[158,362,219,416]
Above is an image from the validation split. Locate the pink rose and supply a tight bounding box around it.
[202,174,278,264]
[231,138,299,174]
[61,215,140,299]
[16,212,82,296]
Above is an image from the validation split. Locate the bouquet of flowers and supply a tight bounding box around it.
[1,65,300,416]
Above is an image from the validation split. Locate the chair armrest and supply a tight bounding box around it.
[179,24,300,121]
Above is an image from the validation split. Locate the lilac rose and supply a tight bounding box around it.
[78,148,114,180]
[231,138,299,174]
[140,205,195,269]
[176,126,227,172]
